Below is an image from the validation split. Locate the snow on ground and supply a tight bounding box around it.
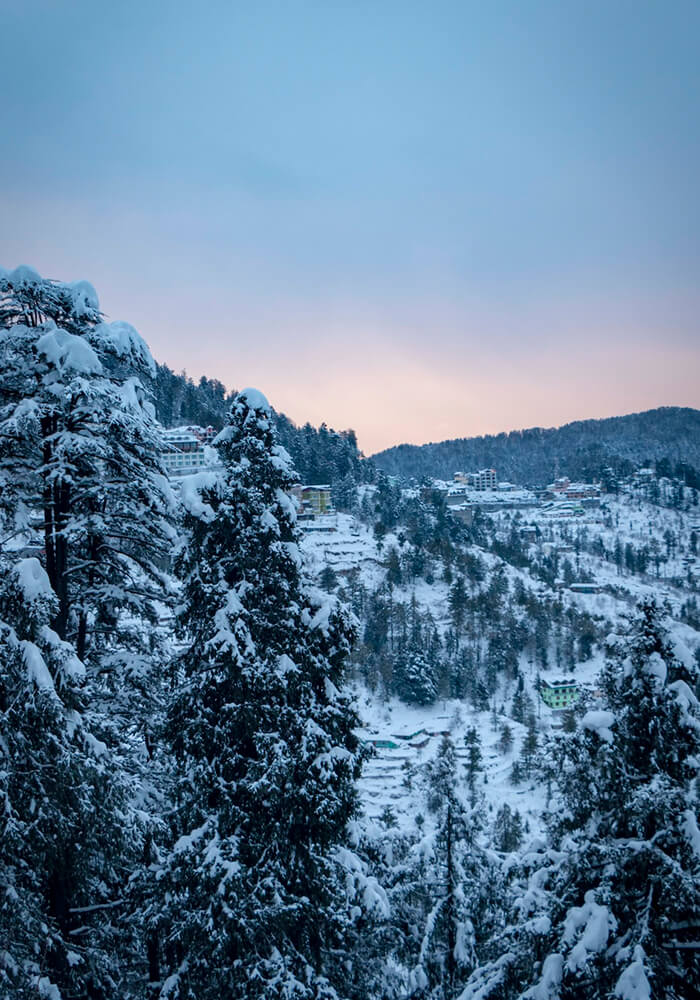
[301,515,565,838]
[351,690,548,838]
[300,513,406,597]
[299,493,700,842]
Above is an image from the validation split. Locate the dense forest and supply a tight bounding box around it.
[372,407,700,485]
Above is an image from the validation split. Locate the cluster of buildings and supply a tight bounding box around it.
[423,469,540,521]
[418,466,606,541]
[159,426,337,528]
[159,428,336,529]
[539,478,601,520]
[545,477,601,502]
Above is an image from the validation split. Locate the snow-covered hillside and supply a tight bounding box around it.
[300,490,700,845]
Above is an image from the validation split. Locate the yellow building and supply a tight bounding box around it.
[292,484,333,517]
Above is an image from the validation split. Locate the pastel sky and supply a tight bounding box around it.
[1,0,698,454]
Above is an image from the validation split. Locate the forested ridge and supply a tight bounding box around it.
[373,407,700,485]
[153,361,373,487]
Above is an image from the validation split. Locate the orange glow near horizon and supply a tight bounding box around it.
[149,318,700,456]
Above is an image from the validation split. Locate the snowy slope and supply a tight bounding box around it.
[300,492,700,845]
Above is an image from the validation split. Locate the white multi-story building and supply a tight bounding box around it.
[160,427,209,477]
[454,468,497,491]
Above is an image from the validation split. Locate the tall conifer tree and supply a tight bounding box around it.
[0,265,175,997]
[153,388,368,999]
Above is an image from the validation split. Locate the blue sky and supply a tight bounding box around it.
[1,0,698,451]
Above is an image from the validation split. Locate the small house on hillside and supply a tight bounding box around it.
[291,484,333,517]
[540,678,579,710]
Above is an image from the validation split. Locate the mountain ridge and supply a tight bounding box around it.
[371,406,700,485]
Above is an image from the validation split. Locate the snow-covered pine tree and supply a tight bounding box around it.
[463,727,483,808]
[0,265,175,730]
[0,556,129,998]
[403,736,498,1000]
[462,597,700,999]
[152,388,372,999]
[396,637,439,706]
[394,606,438,706]
[0,265,176,994]
[492,804,523,854]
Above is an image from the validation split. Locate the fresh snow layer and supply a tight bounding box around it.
[13,557,53,602]
[522,952,563,999]
[581,711,616,743]
[4,264,42,286]
[97,320,154,372]
[69,279,99,315]
[23,641,56,696]
[179,471,220,522]
[615,947,652,1000]
[238,387,270,413]
[563,891,616,971]
[37,327,102,375]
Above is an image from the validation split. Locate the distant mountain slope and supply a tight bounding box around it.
[372,407,700,485]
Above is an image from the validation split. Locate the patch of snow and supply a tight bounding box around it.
[308,598,332,633]
[179,471,220,522]
[682,809,700,861]
[275,487,297,521]
[454,918,475,964]
[668,679,699,714]
[644,652,667,686]
[335,846,390,917]
[260,509,279,533]
[39,626,86,680]
[615,946,651,1000]
[36,978,62,1000]
[671,635,696,671]
[522,952,563,999]
[8,264,42,286]
[37,326,102,375]
[325,676,340,699]
[277,654,298,677]
[160,972,181,997]
[457,954,513,1000]
[117,376,144,412]
[174,821,209,854]
[582,711,616,744]
[270,445,294,476]
[284,541,303,569]
[563,891,616,972]
[96,320,154,372]
[13,557,53,602]
[69,280,99,316]
[84,733,108,758]
[237,387,270,413]
[209,589,249,652]
[23,641,57,696]
[408,965,429,993]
